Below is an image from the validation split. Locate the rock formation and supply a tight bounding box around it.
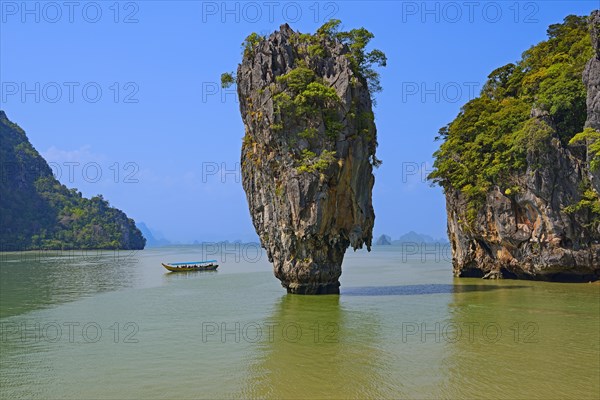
[0,111,146,251]
[434,13,600,282]
[236,24,380,293]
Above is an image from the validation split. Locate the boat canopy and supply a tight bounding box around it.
[169,260,217,265]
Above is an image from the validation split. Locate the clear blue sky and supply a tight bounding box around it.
[1,1,597,242]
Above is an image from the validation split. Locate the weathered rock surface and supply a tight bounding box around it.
[584,10,600,192]
[445,13,600,282]
[236,24,377,294]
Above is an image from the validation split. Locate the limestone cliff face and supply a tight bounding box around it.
[446,136,599,281]
[584,10,600,192]
[236,24,377,294]
[444,13,600,282]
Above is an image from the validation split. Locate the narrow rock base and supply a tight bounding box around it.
[285,282,341,295]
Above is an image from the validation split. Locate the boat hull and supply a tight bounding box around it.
[161,263,219,272]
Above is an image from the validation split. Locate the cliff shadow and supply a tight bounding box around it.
[341,283,529,296]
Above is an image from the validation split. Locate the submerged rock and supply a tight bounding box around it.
[235,24,381,294]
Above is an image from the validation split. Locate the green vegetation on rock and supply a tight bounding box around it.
[223,21,386,174]
[0,111,146,251]
[570,127,600,170]
[296,149,337,173]
[316,19,387,96]
[242,32,264,57]
[564,178,600,229]
[221,72,235,89]
[428,15,596,225]
[270,63,342,172]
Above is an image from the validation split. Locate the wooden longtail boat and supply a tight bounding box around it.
[162,260,219,272]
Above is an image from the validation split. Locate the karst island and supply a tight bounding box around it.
[222,20,386,294]
[430,11,600,282]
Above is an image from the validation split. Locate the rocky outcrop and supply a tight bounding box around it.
[236,24,378,294]
[444,13,600,282]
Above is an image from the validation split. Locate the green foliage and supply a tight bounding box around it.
[314,19,387,98]
[482,63,521,100]
[291,19,386,100]
[270,122,284,132]
[273,66,342,148]
[221,72,235,89]
[429,14,593,223]
[570,128,600,171]
[514,118,555,155]
[273,92,293,114]
[325,120,344,140]
[356,111,375,138]
[297,149,337,173]
[316,19,342,37]
[430,96,531,209]
[308,43,325,58]
[276,67,316,93]
[242,32,263,57]
[564,179,600,229]
[235,20,383,168]
[0,114,146,251]
[298,127,317,139]
[293,82,340,115]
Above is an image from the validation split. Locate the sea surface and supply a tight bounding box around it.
[0,245,598,399]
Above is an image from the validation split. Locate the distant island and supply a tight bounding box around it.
[137,222,170,247]
[0,111,145,251]
[375,234,392,245]
[375,232,449,245]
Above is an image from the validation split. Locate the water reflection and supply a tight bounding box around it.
[442,278,600,399]
[161,269,218,283]
[242,294,394,399]
[0,251,140,318]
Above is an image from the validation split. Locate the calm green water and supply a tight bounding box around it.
[0,246,598,399]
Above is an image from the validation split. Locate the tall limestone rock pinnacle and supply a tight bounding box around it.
[235,23,380,294]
